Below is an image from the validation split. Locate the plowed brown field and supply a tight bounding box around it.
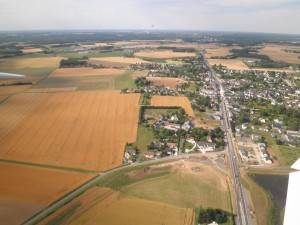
[0,91,140,171]
[50,68,125,77]
[151,96,195,117]
[0,162,93,225]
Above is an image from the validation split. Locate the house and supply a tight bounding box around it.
[163,123,181,131]
[197,142,216,153]
[208,222,218,225]
[166,143,178,156]
[182,120,193,131]
[241,123,248,130]
[259,118,266,123]
[239,149,249,161]
[170,115,179,122]
[251,134,261,142]
[144,151,156,159]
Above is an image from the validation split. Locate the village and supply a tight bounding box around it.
[124,56,225,164]
[213,65,300,165]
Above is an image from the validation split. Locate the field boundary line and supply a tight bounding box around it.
[0,158,98,174]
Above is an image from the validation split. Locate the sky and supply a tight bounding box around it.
[0,0,299,34]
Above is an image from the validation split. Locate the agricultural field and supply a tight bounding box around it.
[0,162,93,225]
[0,57,64,70]
[114,72,136,90]
[208,59,249,70]
[0,85,32,96]
[40,160,232,225]
[208,58,294,72]
[259,44,300,64]
[21,48,43,54]
[122,161,231,211]
[0,85,32,102]
[135,50,196,59]
[0,91,140,171]
[146,76,185,88]
[130,70,149,78]
[40,187,194,225]
[90,56,150,65]
[151,95,195,117]
[33,76,115,90]
[50,68,125,77]
[205,46,232,58]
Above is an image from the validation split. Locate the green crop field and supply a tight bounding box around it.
[133,125,154,157]
[121,171,231,211]
[114,71,136,90]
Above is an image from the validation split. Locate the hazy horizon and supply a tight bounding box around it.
[0,0,299,34]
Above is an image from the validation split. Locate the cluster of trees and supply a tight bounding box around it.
[237,110,251,124]
[194,95,211,111]
[0,44,23,58]
[236,102,300,131]
[198,208,230,224]
[157,46,196,52]
[259,105,300,131]
[190,127,225,148]
[60,58,88,68]
[135,77,151,88]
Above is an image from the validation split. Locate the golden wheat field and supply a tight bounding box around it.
[40,187,194,225]
[259,44,300,64]
[135,50,195,59]
[208,59,249,70]
[50,67,125,77]
[0,91,140,171]
[146,77,185,88]
[151,96,195,117]
[205,47,232,58]
[0,162,93,225]
[0,85,32,98]
[0,57,64,70]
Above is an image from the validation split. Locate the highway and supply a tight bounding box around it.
[204,56,251,225]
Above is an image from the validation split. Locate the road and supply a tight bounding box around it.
[204,56,251,225]
[21,153,202,225]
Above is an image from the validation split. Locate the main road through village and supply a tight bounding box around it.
[205,55,252,225]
